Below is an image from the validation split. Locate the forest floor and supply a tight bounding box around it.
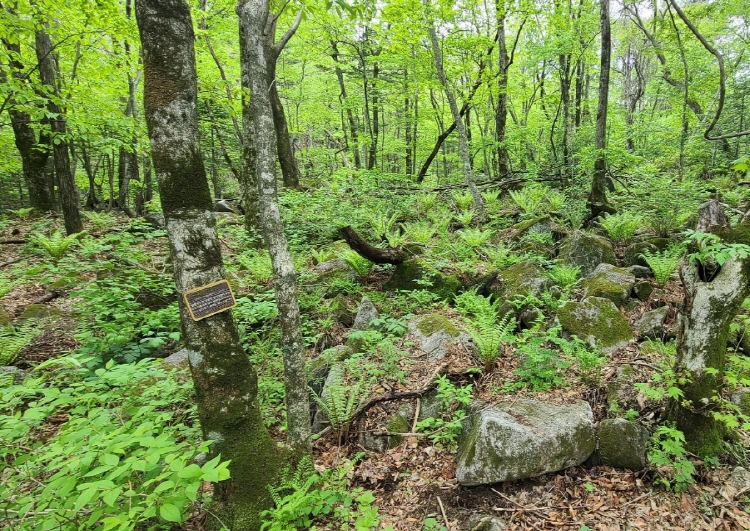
[2,211,750,531]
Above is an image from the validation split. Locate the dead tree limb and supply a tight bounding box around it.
[340,226,405,265]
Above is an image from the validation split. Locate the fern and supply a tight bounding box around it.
[599,212,642,243]
[451,191,474,211]
[237,251,274,284]
[467,312,516,373]
[0,320,42,365]
[457,228,492,248]
[402,222,436,244]
[0,275,20,298]
[30,230,86,261]
[546,263,581,291]
[640,246,684,286]
[455,209,475,227]
[340,250,373,279]
[509,183,549,216]
[366,212,399,240]
[310,364,365,441]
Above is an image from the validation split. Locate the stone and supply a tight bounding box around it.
[627,265,653,279]
[633,306,669,340]
[556,297,633,353]
[383,259,461,300]
[161,349,189,367]
[456,399,595,485]
[598,418,649,470]
[580,264,635,306]
[512,216,551,239]
[731,388,750,417]
[352,296,379,330]
[144,212,165,229]
[632,281,653,301]
[360,403,413,452]
[307,345,353,398]
[405,314,475,363]
[623,242,658,267]
[466,514,507,531]
[0,366,26,386]
[495,260,551,304]
[720,467,750,501]
[558,231,616,277]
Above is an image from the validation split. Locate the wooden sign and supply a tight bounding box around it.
[184,280,236,321]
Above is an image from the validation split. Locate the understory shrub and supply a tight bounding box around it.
[0,357,230,531]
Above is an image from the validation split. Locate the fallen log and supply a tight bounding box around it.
[340,226,405,265]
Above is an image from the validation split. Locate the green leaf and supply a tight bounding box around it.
[159,503,183,523]
[102,487,122,507]
[178,463,203,479]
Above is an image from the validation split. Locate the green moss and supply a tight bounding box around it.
[558,231,616,277]
[580,267,634,306]
[416,314,460,337]
[557,297,633,351]
[383,258,460,300]
[513,216,551,236]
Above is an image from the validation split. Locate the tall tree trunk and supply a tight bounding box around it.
[135,1,280,529]
[666,200,750,456]
[35,29,83,234]
[404,69,413,175]
[331,41,361,169]
[2,39,55,211]
[559,52,572,185]
[495,0,510,178]
[368,61,379,169]
[425,5,483,216]
[264,13,302,189]
[238,0,311,453]
[587,0,614,220]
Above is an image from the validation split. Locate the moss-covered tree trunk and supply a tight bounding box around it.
[238,0,311,454]
[666,200,750,456]
[135,1,280,529]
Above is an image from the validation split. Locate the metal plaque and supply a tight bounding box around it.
[183,280,236,321]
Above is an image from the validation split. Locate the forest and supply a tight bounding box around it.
[2,0,750,529]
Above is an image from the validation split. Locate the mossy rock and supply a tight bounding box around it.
[580,264,635,306]
[456,399,595,485]
[496,260,550,301]
[512,216,551,238]
[406,314,474,363]
[558,231,616,277]
[47,272,85,291]
[0,305,10,326]
[383,258,460,300]
[557,297,633,353]
[632,281,653,301]
[623,238,674,267]
[731,389,750,417]
[17,304,72,322]
[598,418,649,470]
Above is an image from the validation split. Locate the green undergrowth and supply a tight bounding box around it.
[0,356,230,531]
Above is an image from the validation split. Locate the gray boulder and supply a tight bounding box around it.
[352,296,379,330]
[632,281,653,301]
[162,348,189,367]
[580,264,635,306]
[558,231,616,277]
[456,399,595,485]
[598,418,649,470]
[556,297,633,353]
[406,314,475,363]
[466,514,507,531]
[633,306,669,340]
[627,265,653,279]
[731,388,750,416]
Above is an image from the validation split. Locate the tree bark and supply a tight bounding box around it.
[135,2,280,529]
[495,0,510,178]
[264,12,302,189]
[331,40,361,169]
[1,39,55,212]
[666,200,750,456]
[426,9,483,216]
[340,226,405,264]
[587,0,613,219]
[238,0,311,454]
[35,29,83,234]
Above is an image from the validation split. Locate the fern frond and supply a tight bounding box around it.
[0,320,43,365]
[30,230,87,260]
